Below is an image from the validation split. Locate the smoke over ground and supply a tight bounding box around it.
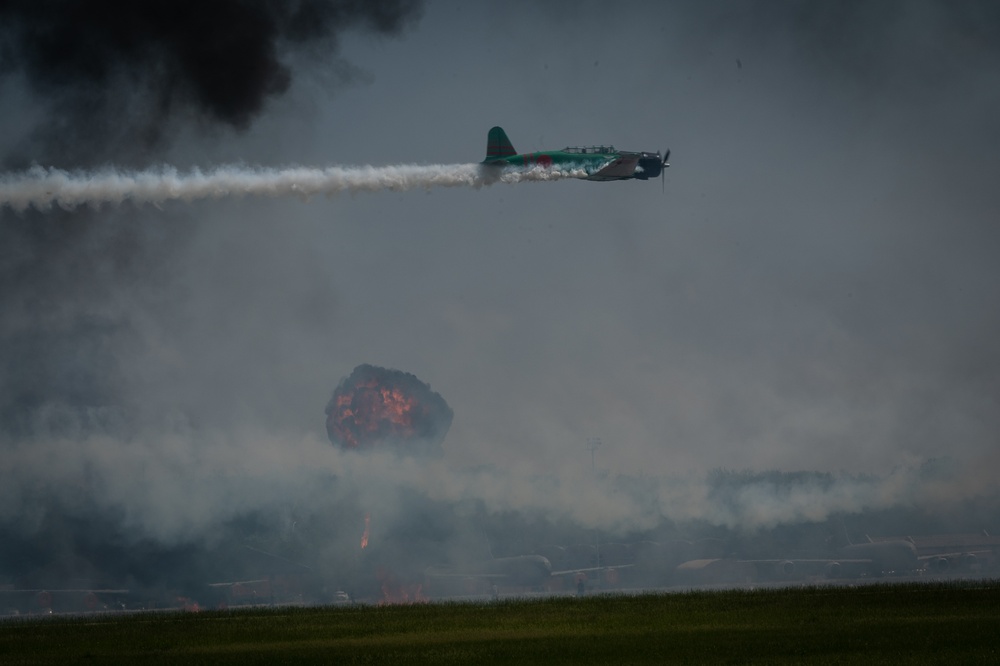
[2,0,1000,597]
[0,427,984,549]
[0,0,431,592]
[0,163,589,211]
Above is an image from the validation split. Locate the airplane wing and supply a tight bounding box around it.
[919,550,991,572]
[550,564,634,577]
[423,561,633,587]
[587,155,641,181]
[726,558,879,581]
[423,568,506,579]
[0,588,130,613]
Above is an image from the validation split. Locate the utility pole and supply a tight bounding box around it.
[585,437,602,592]
[585,437,602,474]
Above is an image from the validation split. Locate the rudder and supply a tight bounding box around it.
[485,126,516,161]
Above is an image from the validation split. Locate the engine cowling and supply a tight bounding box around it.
[928,557,950,573]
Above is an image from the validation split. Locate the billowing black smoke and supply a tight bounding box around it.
[0,1,425,600]
[0,1,425,437]
[0,0,423,166]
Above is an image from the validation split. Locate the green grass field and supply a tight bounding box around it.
[2,581,998,664]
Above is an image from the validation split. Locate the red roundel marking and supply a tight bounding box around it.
[537,154,553,168]
[84,592,99,610]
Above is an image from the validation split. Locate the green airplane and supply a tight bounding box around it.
[481,126,669,183]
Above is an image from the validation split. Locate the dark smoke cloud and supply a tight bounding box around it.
[0,0,423,165]
[0,0,425,435]
[0,1,424,595]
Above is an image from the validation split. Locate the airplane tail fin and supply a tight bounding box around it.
[485,126,516,161]
[829,517,853,548]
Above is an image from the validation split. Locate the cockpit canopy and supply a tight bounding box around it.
[563,145,616,155]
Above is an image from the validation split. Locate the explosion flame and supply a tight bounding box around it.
[325,364,453,455]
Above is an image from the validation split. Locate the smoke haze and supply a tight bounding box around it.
[1,1,999,595]
[0,162,589,211]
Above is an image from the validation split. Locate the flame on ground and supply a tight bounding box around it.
[375,567,426,605]
[360,513,371,550]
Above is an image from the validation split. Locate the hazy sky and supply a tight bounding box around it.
[175,0,999,476]
[1,1,999,551]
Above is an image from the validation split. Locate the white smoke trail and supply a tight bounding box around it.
[0,162,591,212]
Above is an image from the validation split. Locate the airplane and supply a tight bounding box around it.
[482,126,670,185]
[0,586,130,614]
[423,553,632,596]
[699,534,990,584]
[828,530,994,577]
[424,555,554,590]
[735,540,926,581]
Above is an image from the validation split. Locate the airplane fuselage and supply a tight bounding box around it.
[484,149,664,181]
[425,554,554,588]
[482,127,667,182]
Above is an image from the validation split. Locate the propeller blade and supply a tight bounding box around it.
[661,149,670,193]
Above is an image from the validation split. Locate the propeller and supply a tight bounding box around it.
[660,149,670,192]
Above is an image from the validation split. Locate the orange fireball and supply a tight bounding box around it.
[325,364,452,456]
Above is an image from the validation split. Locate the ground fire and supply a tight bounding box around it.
[360,513,370,550]
[325,364,453,456]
